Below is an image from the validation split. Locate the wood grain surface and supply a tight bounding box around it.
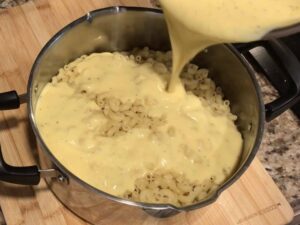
[0,0,294,224]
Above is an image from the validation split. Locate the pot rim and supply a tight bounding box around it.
[27,6,265,212]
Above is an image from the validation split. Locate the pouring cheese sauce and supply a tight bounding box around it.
[35,0,300,205]
[159,0,300,91]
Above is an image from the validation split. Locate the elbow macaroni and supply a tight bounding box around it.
[37,47,242,207]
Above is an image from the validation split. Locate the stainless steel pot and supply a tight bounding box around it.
[0,7,299,224]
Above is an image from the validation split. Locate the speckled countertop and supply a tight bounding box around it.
[256,75,300,209]
[0,0,28,8]
[0,0,299,223]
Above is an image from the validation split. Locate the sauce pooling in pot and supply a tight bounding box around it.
[159,0,300,91]
[36,51,242,199]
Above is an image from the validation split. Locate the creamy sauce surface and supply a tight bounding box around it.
[159,0,300,91]
[36,53,242,195]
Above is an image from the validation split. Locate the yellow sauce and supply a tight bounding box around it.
[159,0,300,91]
[36,53,242,196]
[35,0,300,202]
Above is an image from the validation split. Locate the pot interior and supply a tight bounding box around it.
[29,7,264,207]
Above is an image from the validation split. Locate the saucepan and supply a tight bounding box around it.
[0,7,299,224]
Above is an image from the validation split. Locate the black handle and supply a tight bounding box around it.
[0,91,21,110]
[0,145,40,185]
[0,90,40,185]
[235,38,300,121]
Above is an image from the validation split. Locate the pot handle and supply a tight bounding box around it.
[235,39,300,122]
[0,91,27,110]
[0,145,40,185]
[0,90,41,185]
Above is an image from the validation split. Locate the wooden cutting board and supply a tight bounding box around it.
[0,0,294,224]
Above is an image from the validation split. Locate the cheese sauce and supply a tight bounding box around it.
[159,0,300,91]
[35,0,300,201]
[36,53,242,196]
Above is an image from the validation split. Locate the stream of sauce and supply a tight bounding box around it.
[160,0,300,91]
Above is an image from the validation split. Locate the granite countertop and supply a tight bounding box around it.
[0,0,299,224]
[0,0,28,8]
[256,75,300,208]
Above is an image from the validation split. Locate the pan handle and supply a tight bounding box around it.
[0,143,63,185]
[235,39,300,122]
[0,91,27,110]
[0,90,62,185]
[0,90,41,185]
[0,145,40,185]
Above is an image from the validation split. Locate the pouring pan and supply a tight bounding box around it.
[0,7,299,224]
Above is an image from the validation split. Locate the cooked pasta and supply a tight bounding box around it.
[95,96,166,137]
[123,170,218,206]
[128,47,236,120]
[36,47,242,207]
